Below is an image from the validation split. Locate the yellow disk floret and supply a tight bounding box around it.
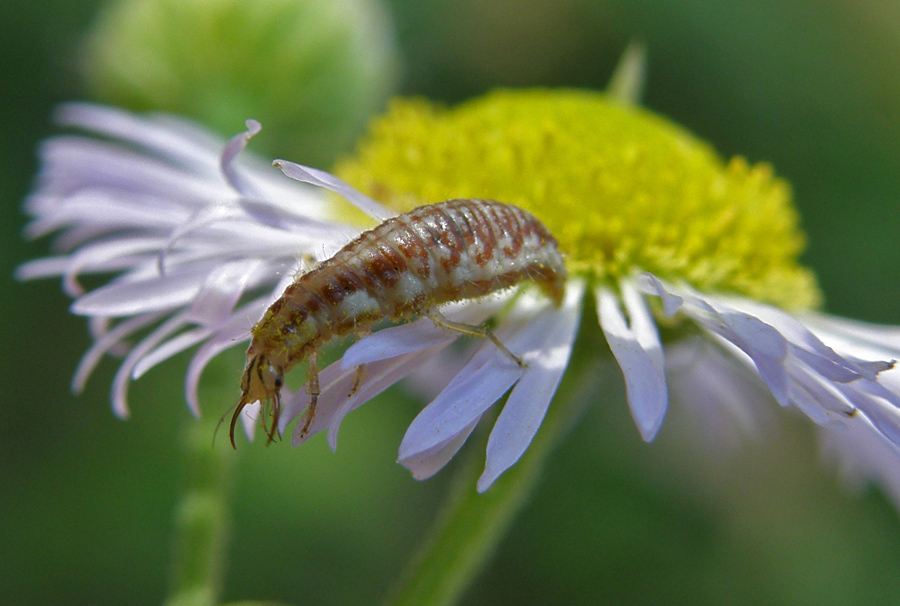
[335,89,821,310]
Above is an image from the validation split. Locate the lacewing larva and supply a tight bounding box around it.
[231,198,566,446]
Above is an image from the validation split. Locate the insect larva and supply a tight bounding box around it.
[231,198,566,446]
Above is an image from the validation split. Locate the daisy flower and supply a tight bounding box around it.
[20,90,900,500]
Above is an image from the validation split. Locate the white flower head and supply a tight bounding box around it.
[20,93,900,501]
[19,104,368,423]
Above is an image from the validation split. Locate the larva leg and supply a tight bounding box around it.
[216,401,240,449]
[425,308,524,367]
[298,352,320,438]
[347,328,370,397]
[265,389,282,445]
[349,363,367,397]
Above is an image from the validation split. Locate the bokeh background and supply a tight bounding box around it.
[3,1,900,604]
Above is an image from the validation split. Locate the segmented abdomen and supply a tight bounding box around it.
[251,199,566,367]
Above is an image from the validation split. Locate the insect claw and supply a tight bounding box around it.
[229,403,243,449]
[265,391,282,445]
[231,353,285,447]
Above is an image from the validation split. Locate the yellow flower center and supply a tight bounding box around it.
[335,89,821,310]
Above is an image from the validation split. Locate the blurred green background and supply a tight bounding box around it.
[3,0,900,604]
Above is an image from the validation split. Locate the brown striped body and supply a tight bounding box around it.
[232,199,566,445]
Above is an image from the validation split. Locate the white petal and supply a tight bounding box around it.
[478,280,585,491]
[788,362,856,416]
[597,284,667,441]
[185,301,263,417]
[340,319,455,368]
[24,105,368,424]
[56,103,223,177]
[239,402,262,443]
[72,312,165,397]
[111,314,189,417]
[718,313,791,404]
[726,298,881,382]
[132,327,212,381]
[637,273,683,317]
[71,263,216,317]
[28,191,192,242]
[398,292,552,463]
[61,239,163,297]
[837,380,900,446]
[642,279,792,405]
[235,198,354,241]
[786,373,850,429]
[706,299,900,438]
[401,418,481,481]
[646,278,900,454]
[396,353,522,461]
[33,136,224,212]
[273,159,393,221]
[281,361,357,444]
[289,342,453,450]
[340,297,507,368]
[220,120,262,196]
[621,280,664,368]
[185,259,263,325]
[282,294,518,449]
[15,256,71,281]
[800,312,900,360]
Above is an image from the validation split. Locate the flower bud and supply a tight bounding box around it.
[82,0,400,165]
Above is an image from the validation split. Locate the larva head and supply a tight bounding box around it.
[230,353,284,447]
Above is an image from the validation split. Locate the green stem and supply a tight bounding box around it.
[382,350,598,606]
[163,414,234,606]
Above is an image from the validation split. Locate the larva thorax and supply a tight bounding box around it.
[233,198,566,445]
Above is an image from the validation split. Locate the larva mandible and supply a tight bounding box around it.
[231,198,567,446]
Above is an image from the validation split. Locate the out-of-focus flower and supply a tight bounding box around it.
[81,0,399,165]
[19,90,900,499]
